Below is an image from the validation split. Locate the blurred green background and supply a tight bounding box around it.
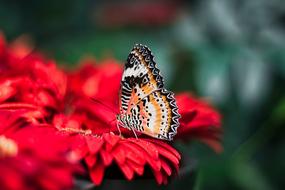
[1,0,285,189]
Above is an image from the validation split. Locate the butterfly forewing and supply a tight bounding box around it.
[120,44,164,113]
[119,44,180,140]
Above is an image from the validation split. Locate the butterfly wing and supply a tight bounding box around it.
[129,89,180,140]
[119,44,180,140]
[120,44,164,114]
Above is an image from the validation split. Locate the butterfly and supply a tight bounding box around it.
[116,44,180,141]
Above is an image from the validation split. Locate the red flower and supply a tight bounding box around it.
[58,130,180,185]
[67,58,122,104]
[0,111,81,190]
[64,58,136,135]
[175,93,222,152]
[85,133,180,185]
[0,33,67,114]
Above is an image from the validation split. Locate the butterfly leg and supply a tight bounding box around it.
[130,127,138,139]
[116,120,122,137]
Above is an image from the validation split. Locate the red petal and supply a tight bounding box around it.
[89,159,105,186]
[100,149,113,166]
[121,143,146,165]
[145,157,161,172]
[131,139,159,159]
[112,144,126,165]
[86,136,104,154]
[153,170,163,185]
[179,111,197,125]
[85,155,97,167]
[0,102,39,110]
[129,140,161,171]
[0,82,16,102]
[162,176,169,185]
[36,90,57,108]
[199,137,223,153]
[39,168,73,190]
[161,159,172,176]
[103,133,120,146]
[0,164,24,190]
[103,133,120,152]
[119,163,134,180]
[147,139,181,160]
[155,144,179,165]
[125,159,144,176]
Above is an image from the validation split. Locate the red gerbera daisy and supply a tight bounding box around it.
[0,33,67,116]
[55,121,180,186]
[0,110,81,190]
[175,93,222,152]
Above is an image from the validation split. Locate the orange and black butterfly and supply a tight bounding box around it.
[116,44,180,140]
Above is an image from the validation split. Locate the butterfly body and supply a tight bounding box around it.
[117,44,180,141]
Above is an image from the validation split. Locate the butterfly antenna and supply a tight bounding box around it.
[90,98,117,114]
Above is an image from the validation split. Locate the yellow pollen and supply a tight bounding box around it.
[0,135,18,158]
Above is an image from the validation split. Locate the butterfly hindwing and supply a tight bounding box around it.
[129,89,180,140]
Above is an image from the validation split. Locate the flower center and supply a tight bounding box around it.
[0,135,18,158]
